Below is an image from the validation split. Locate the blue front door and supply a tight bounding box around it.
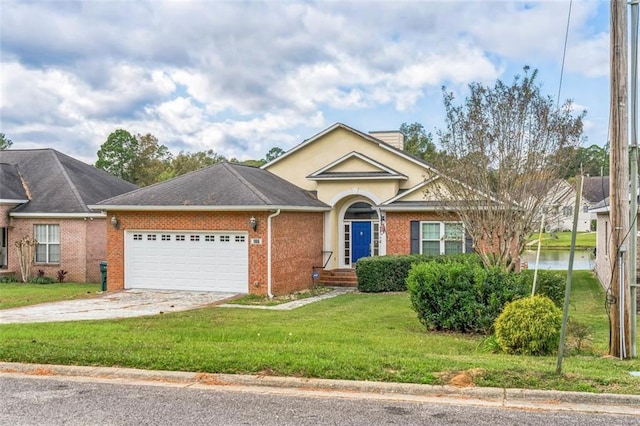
[351,221,372,264]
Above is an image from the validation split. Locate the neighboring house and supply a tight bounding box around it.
[538,176,608,233]
[0,149,138,282]
[592,198,640,311]
[92,123,473,296]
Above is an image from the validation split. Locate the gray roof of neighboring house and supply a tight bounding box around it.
[582,176,610,204]
[0,149,138,214]
[95,162,329,210]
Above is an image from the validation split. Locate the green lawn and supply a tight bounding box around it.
[527,232,596,249]
[0,283,102,309]
[0,273,638,394]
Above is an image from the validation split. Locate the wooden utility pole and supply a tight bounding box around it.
[610,0,632,358]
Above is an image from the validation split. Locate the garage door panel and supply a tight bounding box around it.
[125,231,248,293]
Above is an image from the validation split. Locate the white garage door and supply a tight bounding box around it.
[125,231,249,293]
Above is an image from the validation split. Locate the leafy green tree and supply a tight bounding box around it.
[96,130,173,186]
[557,143,609,178]
[0,133,13,150]
[170,150,227,177]
[229,157,266,167]
[265,147,285,162]
[399,122,438,162]
[96,129,139,182]
[433,67,585,271]
[131,133,173,186]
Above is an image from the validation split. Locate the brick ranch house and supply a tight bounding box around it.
[92,123,473,296]
[0,149,138,282]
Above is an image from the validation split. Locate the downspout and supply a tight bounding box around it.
[267,209,281,298]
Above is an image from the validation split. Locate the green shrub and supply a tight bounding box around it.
[406,261,526,334]
[0,275,20,283]
[356,255,422,292]
[356,253,481,292]
[494,295,562,356]
[29,275,55,284]
[517,269,565,307]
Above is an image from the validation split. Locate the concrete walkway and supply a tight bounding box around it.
[0,290,238,324]
[218,287,356,310]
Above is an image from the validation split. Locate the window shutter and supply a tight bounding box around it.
[410,221,420,254]
[465,229,474,254]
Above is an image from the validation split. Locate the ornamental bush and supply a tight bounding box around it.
[406,261,526,334]
[494,295,562,356]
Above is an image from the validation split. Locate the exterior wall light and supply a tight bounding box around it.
[110,215,119,229]
[249,216,257,231]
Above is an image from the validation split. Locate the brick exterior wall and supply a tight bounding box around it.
[385,211,457,254]
[5,217,106,282]
[271,211,324,295]
[105,210,323,295]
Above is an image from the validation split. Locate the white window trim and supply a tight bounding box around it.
[420,221,465,256]
[34,224,60,264]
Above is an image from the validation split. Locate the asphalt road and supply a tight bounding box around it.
[1,375,638,426]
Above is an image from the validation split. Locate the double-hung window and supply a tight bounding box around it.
[35,224,60,263]
[421,222,464,255]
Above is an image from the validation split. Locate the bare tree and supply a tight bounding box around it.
[432,67,585,271]
[15,236,37,283]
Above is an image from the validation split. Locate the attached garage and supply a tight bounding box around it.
[125,230,249,293]
[93,162,329,295]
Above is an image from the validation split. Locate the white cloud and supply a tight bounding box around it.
[0,0,611,164]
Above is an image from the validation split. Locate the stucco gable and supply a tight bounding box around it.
[264,123,437,192]
[307,151,407,181]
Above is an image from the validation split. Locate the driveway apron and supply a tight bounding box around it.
[0,290,238,324]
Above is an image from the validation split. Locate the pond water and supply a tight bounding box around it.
[522,249,595,271]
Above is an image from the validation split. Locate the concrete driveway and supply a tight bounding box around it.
[0,290,239,324]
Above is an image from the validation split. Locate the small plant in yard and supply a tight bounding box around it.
[29,270,55,285]
[494,295,562,356]
[57,269,68,283]
[0,275,19,283]
[566,319,595,355]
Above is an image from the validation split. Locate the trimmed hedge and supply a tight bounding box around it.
[356,253,481,292]
[406,262,527,334]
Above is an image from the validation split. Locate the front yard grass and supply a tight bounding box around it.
[0,283,102,309]
[0,272,638,394]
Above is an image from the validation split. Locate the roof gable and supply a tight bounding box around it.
[0,149,138,214]
[95,162,329,210]
[263,122,437,173]
[307,152,407,181]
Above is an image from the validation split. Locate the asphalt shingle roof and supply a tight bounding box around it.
[0,149,138,213]
[96,162,329,209]
[0,163,28,200]
[582,176,609,204]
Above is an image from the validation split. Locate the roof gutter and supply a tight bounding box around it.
[87,205,330,212]
[267,209,281,298]
[9,212,107,219]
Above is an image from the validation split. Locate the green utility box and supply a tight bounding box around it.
[99,261,107,291]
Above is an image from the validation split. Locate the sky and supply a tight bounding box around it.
[0,1,611,165]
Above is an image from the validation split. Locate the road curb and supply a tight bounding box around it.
[1,362,639,414]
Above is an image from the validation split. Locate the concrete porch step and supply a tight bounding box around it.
[318,269,358,287]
